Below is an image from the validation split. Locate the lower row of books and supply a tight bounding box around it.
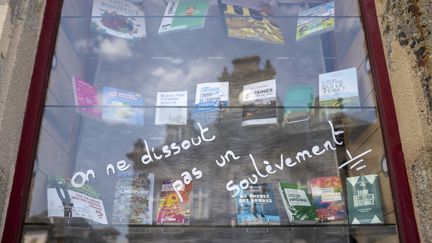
[47,174,384,226]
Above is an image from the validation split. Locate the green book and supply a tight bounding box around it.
[278,182,317,223]
[158,0,209,33]
[347,174,384,224]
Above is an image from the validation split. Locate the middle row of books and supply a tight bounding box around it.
[47,174,384,226]
[72,67,360,126]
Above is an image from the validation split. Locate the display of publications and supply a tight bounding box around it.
[319,67,360,116]
[296,1,335,41]
[195,82,229,112]
[46,176,108,224]
[221,0,284,44]
[156,180,192,225]
[91,0,146,40]
[102,87,144,125]
[242,79,277,126]
[310,176,347,222]
[155,91,188,125]
[72,77,101,119]
[347,175,384,224]
[111,173,154,224]
[278,182,317,223]
[235,183,280,225]
[158,0,209,34]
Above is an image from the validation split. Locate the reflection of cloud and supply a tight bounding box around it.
[95,38,133,60]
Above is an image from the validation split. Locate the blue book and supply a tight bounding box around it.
[102,87,144,125]
[235,183,280,225]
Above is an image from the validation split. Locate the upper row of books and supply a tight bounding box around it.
[90,0,336,43]
[47,174,384,226]
[72,67,360,126]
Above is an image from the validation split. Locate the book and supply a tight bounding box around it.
[91,0,146,40]
[282,85,314,125]
[158,0,209,34]
[318,67,360,116]
[194,82,229,112]
[72,77,101,119]
[346,174,384,224]
[102,87,144,125]
[111,172,155,224]
[221,1,284,44]
[46,176,108,224]
[296,1,335,41]
[241,79,277,126]
[155,91,188,125]
[278,182,317,223]
[235,183,280,225]
[156,180,192,225]
[309,176,347,222]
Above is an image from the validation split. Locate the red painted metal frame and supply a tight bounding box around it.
[0,0,421,242]
[360,0,420,242]
[0,0,63,242]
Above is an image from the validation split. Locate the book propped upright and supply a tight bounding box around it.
[72,77,101,119]
[347,174,384,224]
[156,180,192,225]
[102,87,144,125]
[310,176,347,222]
[278,182,317,224]
[282,85,314,125]
[235,183,280,225]
[91,0,146,40]
[296,1,335,41]
[111,172,155,224]
[158,0,209,34]
[195,82,229,112]
[155,91,188,125]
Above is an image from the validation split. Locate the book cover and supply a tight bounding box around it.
[282,85,314,125]
[347,174,384,224]
[310,176,347,222]
[46,176,108,224]
[278,182,317,223]
[72,77,101,119]
[221,1,284,44]
[241,79,277,126]
[156,180,192,225]
[102,87,144,125]
[158,0,209,34]
[91,0,146,40]
[155,91,188,125]
[111,172,155,224]
[296,1,335,41]
[235,183,280,225]
[195,82,229,112]
[319,67,360,116]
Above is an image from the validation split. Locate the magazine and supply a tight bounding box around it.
[155,91,188,125]
[235,183,280,225]
[158,0,209,34]
[102,87,144,125]
[46,176,108,224]
[91,0,146,40]
[195,82,229,112]
[296,1,335,41]
[278,182,317,223]
[221,1,284,44]
[242,79,277,126]
[72,77,101,119]
[156,180,192,225]
[111,172,155,224]
[310,176,347,222]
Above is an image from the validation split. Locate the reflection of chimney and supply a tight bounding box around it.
[231,56,261,80]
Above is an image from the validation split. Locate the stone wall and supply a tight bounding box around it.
[376,0,432,242]
[0,0,45,236]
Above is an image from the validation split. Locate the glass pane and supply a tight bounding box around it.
[22,0,398,242]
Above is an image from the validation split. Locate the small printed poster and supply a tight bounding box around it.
[241,79,277,126]
[156,180,192,225]
[296,1,335,41]
[72,77,101,119]
[102,87,144,125]
[91,0,146,40]
[195,82,229,112]
[158,0,209,34]
[155,91,188,125]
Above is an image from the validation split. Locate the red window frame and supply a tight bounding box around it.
[1,0,421,242]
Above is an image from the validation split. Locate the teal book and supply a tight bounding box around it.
[347,174,384,224]
[158,0,209,33]
[278,182,317,223]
